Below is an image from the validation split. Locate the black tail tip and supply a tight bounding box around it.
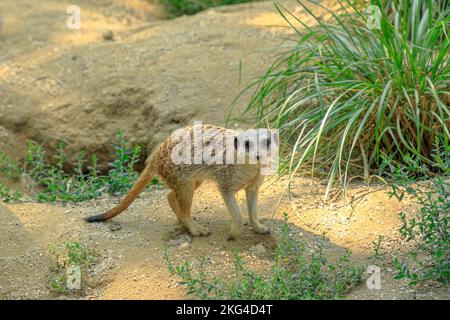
[84,214,104,223]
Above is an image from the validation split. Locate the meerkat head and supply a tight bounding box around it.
[234,128,279,166]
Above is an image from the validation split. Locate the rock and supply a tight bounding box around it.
[102,30,114,41]
[169,233,192,247]
[109,222,121,232]
[178,242,191,250]
[251,243,267,254]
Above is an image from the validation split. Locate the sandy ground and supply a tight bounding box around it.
[1,177,448,300]
[0,0,448,300]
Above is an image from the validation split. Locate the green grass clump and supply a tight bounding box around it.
[160,0,260,17]
[0,130,160,203]
[48,241,97,294]
[238,0,449,196]
[164,215,364,299]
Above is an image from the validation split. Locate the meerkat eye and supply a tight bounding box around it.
[245,140,251,150]
[265,139,271,148]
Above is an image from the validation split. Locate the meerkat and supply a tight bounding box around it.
[85,124,278,240]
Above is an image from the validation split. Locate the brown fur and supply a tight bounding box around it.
[85,124,272,239]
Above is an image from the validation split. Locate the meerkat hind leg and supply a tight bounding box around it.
[245,188,270,235]
[167,188,210,237]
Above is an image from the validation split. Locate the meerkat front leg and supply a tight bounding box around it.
[167,188,210,237]
[245,188,270,235]
[221,192,244,240]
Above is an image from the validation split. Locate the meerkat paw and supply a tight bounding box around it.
[227,226,244,241]
[227,233,240,241]
[253,223,270,235]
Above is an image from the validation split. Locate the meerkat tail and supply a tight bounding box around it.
[84,163,156,223]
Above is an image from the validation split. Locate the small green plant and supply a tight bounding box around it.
[389,148,449,285]
[0,151,21,179]
[164,215,364,299]
[160,0,259,17]
[0,130,159,203]
[107,130,141,195]
[0,151,22,202]
[0,183,22,203]
[25,141,47,182]
[48,241,97,294]
[28,141,105,202]
[371,235,385,263]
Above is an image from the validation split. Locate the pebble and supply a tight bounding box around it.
[102,30,114,41]
[178,242,191,250]
[251,243,267,254]
[109,222,121,232]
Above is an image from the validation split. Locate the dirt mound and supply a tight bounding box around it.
[0,0,299,168]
